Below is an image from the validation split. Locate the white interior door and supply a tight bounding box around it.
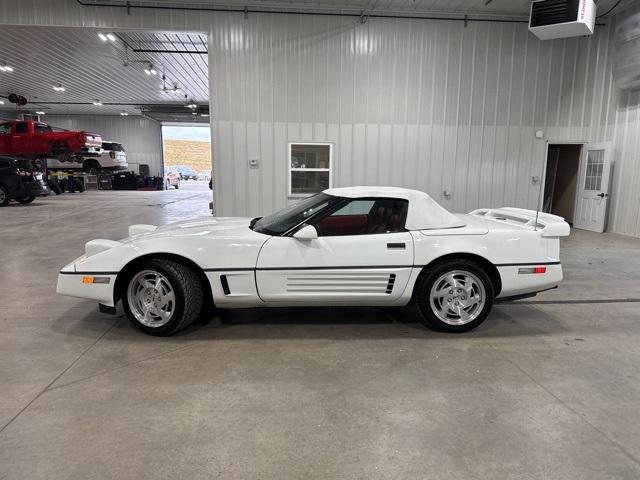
[573,142,612,233]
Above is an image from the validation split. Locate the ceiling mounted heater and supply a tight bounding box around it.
[529,0,596,40]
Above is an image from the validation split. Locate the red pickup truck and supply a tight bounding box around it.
[0,120,102,158]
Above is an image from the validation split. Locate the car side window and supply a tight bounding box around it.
[15,122,28,134]
[315,198,408,236]
[0,124,10,135]
[35,123,52,133]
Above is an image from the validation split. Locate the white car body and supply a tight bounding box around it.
[57,187,569,330]
[46,141,128,171]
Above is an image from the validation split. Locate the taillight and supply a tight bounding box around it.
[109,151,115,159]
[518,266,547,274]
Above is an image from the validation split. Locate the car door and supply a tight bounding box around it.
[0,123,11,153]
[10,122,30,155]
[255,198,414,305]
[33,123,52,154]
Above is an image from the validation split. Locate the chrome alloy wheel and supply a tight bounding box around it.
[429,270,486,326]
[127,270,176,327]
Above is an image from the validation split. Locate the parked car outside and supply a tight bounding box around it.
[164,168,180,189]
[197,170,211,181]
[174,165,198,181]
[0,156,49,206]
[46,140,128,172]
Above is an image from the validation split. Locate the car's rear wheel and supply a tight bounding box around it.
[0,185,10,206]
[16,196,35,204]
[83,159,101,173]
[122,259,203,336]
[415,259,494,333]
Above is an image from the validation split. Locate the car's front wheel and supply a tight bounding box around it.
[415,259,494,333]
[122,259,203,336]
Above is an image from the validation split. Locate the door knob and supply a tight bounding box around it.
[597,193,608,198]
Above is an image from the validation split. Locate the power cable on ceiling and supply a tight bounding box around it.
[597,0,624,18]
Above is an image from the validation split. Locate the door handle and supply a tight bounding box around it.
[387,242,406,249]
[597,193,608,198]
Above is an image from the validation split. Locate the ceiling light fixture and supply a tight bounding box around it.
[185,102,198,109]
[36,111,45,115]
[0,100,4,105]
[53,83,66,92]
[120,111,129,116]
[0,62,14,72]
[98,33,108,42]
[144,63,157,75]
[106,33,117,42]
[93,100,103,106]
[200,113,209,117]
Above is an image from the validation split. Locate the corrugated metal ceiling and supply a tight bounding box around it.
[0,26,208,118]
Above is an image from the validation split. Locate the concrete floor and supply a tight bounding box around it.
[1,182,640,479]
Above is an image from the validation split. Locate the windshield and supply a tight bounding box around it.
[103,142,124,152]
[16,159,37,170]
[253,193,341,235]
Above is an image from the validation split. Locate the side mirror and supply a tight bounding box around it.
[293,224,318,241]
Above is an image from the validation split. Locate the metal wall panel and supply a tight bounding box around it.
[2,1,639,236]
[46,115,164,176]
[208,13,619,222]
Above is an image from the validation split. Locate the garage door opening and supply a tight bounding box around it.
[0,25,209,188]
[542,144,582,226]
[162,124,212,190]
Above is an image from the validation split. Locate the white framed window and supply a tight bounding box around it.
[288,142,333,196]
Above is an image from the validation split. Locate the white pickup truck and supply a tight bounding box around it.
[46,141,128,172]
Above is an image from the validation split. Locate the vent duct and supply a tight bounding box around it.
[529,0,596,40]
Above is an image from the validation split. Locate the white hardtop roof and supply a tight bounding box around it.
[323,186,466,230]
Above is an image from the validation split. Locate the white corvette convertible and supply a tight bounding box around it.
[57,186,570,335]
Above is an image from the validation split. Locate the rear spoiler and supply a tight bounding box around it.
[469,207,570,238]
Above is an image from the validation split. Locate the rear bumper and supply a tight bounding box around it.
[14,181,48,198]
[56,272,117,307]
[496,263,562,299]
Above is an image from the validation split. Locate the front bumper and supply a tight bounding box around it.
[56,271,117,306]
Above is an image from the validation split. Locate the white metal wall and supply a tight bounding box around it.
[607,91,640,237]
[46,115,164,176]
[1,0,638,236]
[209,14,617,220]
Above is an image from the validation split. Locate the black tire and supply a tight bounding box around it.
[122,258,204,336]
[0,185,10,206]
[58,179,68,192]
[73,179,85,192]
[49,181,63,195]
[83,159,101,173]
[174,183,179,189]
[16,196,35,204]
[414,259,494,333]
